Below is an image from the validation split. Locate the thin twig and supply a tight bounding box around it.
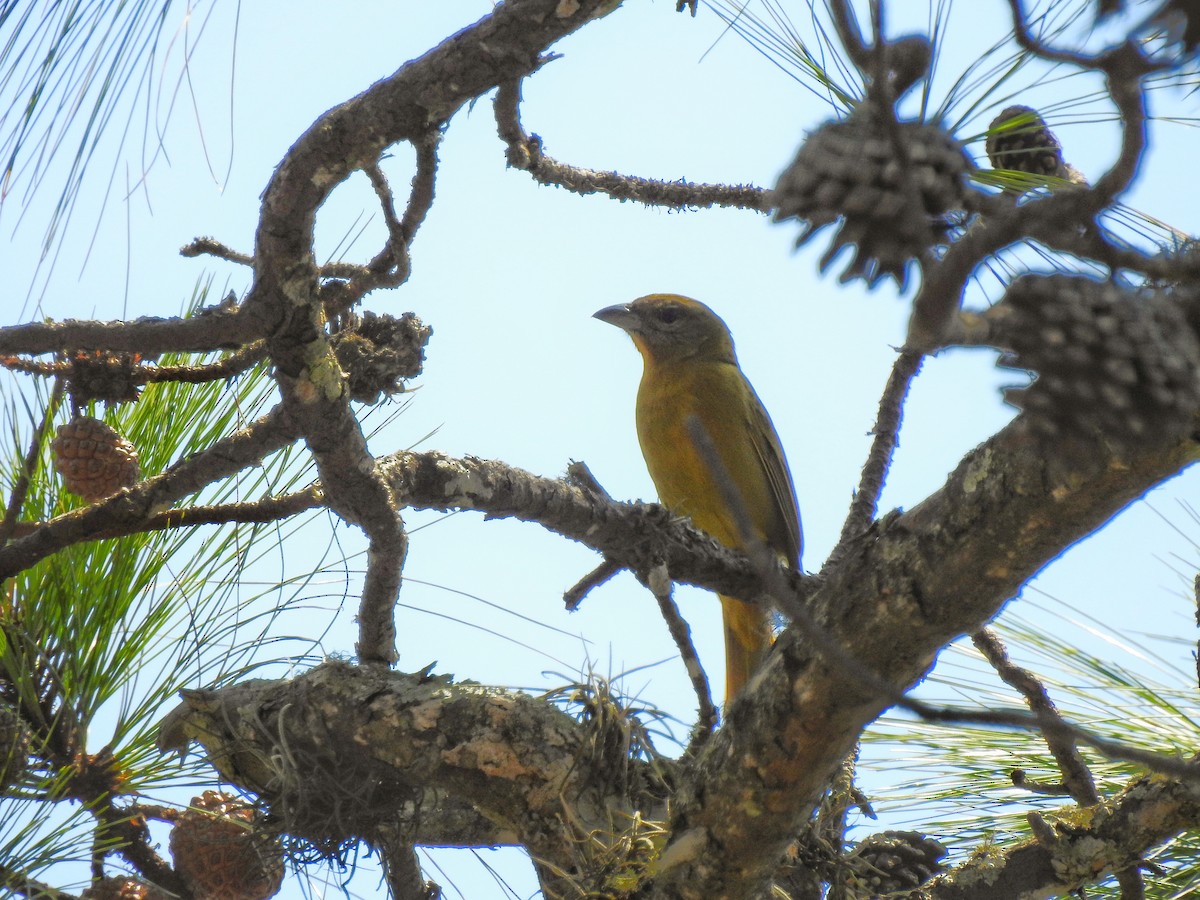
[400,130,441,245]
[317,261,372,280]
[125,803,182,824]
[1193,572,1200,692]
[0,404,304,579]
[0,344,267,385]
[1010,769,1070,796]
[0,379,64,547]
[1091,46,1151,207]
[973,628,1099,805]
[365,162,407,247]
[1006,1,1152,205]
[179,235,254,266]
[563,558,621,611]
[909,34,1148,351]
[359,160,414,294]
[148,343,268,382]
[1005,0,1114,68]
[493,79,770,212]
[645,562,719,746]
[828,0,872,72]
[343,132,441,307]
[143,488,324,531]
[566,460,611,500]
[836,349,923,547]
[562,461,623,609]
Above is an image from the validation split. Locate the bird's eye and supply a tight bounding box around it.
[655,307,680,325]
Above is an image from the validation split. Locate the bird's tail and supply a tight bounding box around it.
[720,594,773,705]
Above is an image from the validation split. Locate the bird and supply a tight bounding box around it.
[594,293,801,705]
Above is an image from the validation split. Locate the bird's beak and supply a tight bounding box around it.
[593,304,639,332]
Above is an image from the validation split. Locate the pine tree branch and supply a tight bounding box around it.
[835,348,923,546]
[918,767,1200,899]
[0,405,303,578]
[156,659,670,888]
[0,311,256,356]
[0,865,76,899]
[493,78,771,211]
[972,628,1100,806]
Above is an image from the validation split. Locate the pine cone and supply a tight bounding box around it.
[994,275,1200,451]
[52,416,140,501]
[773,105,972,290]
[844,830,947,897]
[986,106,1086,188]
[170,791,284,900]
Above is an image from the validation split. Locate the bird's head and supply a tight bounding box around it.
[593,294,737,365]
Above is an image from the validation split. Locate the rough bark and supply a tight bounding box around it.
[920,769,1200,899]
[159,419,1198,898]
[158,660,671,896]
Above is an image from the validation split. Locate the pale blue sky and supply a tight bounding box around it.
[3,2,1199,897]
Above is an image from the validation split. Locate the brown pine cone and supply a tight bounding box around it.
[170,791,284,900]
[843,830,947,897]
[51,416,140,501]
[994,275,1200,451]
[773,104,972,290]
[986,106,1087,188]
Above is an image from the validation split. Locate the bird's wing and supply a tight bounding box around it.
[742,381,803,567]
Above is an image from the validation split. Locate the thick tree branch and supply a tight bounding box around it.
[154,400,1200,900]
[919,767,1200,899]
[377,450,783,603]
[4,4,1187,897]
[137,421,1198,899]
[380,421,1200,898]
[0,311,255,356]
[157,660,668,891]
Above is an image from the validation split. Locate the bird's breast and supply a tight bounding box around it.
[634,359,747,549]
